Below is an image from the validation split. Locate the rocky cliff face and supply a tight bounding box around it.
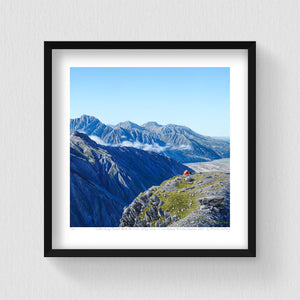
[70,115,230,163]
[120,172,230,227]
[70,131,192,227]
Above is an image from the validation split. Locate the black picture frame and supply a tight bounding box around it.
[44,41,256,257]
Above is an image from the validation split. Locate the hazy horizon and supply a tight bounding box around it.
[70,67,230,136]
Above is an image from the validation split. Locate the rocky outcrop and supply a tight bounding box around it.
[120,172,230,227]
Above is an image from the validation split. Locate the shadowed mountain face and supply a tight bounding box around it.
[70,131,192,227]
[70,115,230,163]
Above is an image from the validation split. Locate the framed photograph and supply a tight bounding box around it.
[44,41,256,257]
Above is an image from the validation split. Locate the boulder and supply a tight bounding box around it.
[198,196,224,206]
[185,176,193,183]
[149,206,159,221]
[158,200,164,206]
[144,190,153,198]
[139,194,148,203]
[149,186,159,192]
[145,210,151,222]
[208,197,224,206]
[150,195,160,206]
[200,205,208,210]
[174,177,182,183]
[165,216,171,226]
[124,207,131,215]
[133,219,147,227]
[158,207,164,218]
[131,201,142,212]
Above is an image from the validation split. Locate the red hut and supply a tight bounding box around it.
[183,170,191,175]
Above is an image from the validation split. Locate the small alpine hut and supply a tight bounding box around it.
[183,170,191,175]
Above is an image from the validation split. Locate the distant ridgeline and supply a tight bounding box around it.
[70,115,230,164]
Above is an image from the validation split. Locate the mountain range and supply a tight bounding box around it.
[70,115,230,163]
[70,131,192,226]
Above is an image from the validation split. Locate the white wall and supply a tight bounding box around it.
[0,1,299,299]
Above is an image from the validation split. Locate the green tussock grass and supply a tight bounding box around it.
[158,190,203,220]
[138,172,229,225]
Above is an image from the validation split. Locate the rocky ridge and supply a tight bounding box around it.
[70,115,230,163]
[120,172,230,227]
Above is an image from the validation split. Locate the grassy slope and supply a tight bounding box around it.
[138,172,228,227]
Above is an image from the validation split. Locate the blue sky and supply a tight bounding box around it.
[70,67,230,136]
